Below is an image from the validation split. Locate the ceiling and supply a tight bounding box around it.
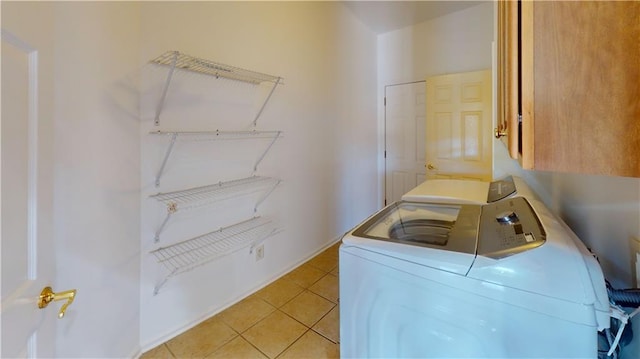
[342,1,487,34]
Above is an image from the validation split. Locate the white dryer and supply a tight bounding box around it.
[339,195,610,358]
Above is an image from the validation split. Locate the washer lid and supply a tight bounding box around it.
[355,200,479,249]
[402,179,490,204]
[345,201,481,275]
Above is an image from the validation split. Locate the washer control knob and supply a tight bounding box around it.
[496,211,519,224]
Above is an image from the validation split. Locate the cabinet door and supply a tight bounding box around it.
[496,0,520,160]
[523,1,640,177]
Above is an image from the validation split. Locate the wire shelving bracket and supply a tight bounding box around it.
[149,51,282,127]
[150,175,281,242]
[151,216,281,295]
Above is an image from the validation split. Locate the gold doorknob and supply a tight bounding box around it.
[38,286,76,319]
[427,163,436,170]
[494,127,507,139]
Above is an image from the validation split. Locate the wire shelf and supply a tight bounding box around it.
[151,216,280,294]
[150,51,280,85]
[150,175,280,212]
[149,176,281,242]
[150,130,282,187]
[149,130,282,141]
[150,51,282,127]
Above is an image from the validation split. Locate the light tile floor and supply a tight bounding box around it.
[141,242,340,359]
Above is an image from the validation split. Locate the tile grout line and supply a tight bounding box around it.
[309,305,339,344]
[237,332,272,359]
[238,310,309,359]
[310,327,339,346]
[232,307,309,358]
[163,343,177,359]
[201,324,242,359]
[285,268,329,289]
[307,275,339,304]
[272,328,313,359]
[275,303,333,331]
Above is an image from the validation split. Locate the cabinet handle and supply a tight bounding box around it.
[494,127,507,139]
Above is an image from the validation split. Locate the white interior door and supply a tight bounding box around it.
[1,12,57,358]
[384,82,426,204]
[425,70,492,180]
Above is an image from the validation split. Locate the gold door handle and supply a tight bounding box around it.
[38,286,76,319]
[494,127,507,139]
[427,163,437,170]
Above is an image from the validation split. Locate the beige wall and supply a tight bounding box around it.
[138,1,378,349]
[377,2,494,84]
[52,2,142,357]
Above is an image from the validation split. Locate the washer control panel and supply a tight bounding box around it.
[487,176,517,203]
[495,210,519,224]
[477,197,546,259]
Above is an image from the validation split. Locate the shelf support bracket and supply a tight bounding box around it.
[154,203,177,242]
[254,180,281,213]
[154,51,178,126]
[250,77,281,128]
[155,133,178,187]
[153,268,177,296]
[153,278,168,296]
[253,131,281,173]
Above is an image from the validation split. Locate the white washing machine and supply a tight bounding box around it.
[339,195,611,358]
[401,175,533,204]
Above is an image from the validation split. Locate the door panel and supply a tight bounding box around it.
[2,36,31,297]
[462,112,482,161]
[1,9,56,356]
[384,82,426,204]
[1,33,39,358]
[391,171,410,204]
[426,70,492,181]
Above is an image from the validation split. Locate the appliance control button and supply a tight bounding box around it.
[496,211,519,224]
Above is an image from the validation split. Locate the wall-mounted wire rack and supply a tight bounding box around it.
[146,51,285,296]
[150,51,282,127]
[150,130,283,187]
[151,216,281,295]
[150,175,281,242]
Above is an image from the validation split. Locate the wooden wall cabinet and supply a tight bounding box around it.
[497,0,640,177]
